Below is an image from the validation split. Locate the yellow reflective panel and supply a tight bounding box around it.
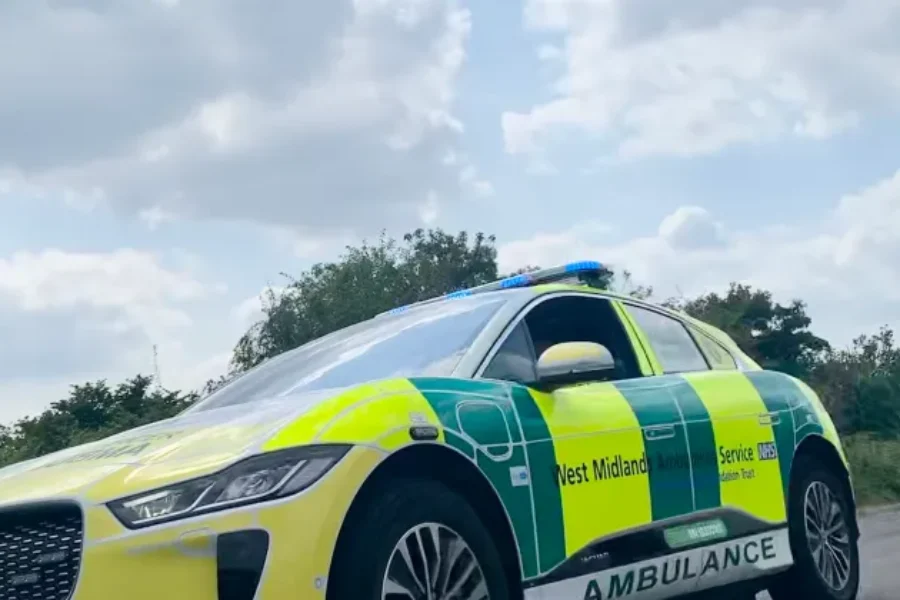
[683,371,787,523]
[317,389,445,450]
[263,378,435,450]
[530,384,652,557]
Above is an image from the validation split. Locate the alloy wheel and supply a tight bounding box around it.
[382,522,489,600]
[803,480,852,592]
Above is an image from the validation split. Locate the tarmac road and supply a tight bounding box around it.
[758,505,900,600]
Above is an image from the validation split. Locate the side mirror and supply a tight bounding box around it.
[533,342,617,389]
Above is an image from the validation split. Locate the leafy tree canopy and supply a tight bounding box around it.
[671,283,830,378]
[810,327,900,437]
[232,228,500,372]
[0,376,195,467]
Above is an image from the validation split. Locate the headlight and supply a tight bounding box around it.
[107,444,350,529]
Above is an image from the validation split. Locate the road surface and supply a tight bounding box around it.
[758,505,900,600]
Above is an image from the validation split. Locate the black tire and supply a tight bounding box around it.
[768,457,860,600]
[327,478,511,600]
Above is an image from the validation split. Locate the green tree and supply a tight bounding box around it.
[0,424,13,467]
[811,327,900,437]
[0,376,195,467]
[671,283,829,378]
[232,228,500,371]
[612,269,653,300]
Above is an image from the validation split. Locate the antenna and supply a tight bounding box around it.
[152,344,163,391]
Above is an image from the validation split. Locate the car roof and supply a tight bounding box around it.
[381,282,684,324]
[375,262,759,371]
[430,283,761,372]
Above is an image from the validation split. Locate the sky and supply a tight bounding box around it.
[3,0,900,423]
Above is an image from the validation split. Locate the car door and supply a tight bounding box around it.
[622,303,793,591]
[625,302,789,525]
[479,294,698,597]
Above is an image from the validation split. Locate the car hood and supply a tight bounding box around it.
[0,388,347,507]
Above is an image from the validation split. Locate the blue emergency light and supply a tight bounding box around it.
[380,260,607,316]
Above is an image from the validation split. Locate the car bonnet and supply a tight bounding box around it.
[0,387,348,507]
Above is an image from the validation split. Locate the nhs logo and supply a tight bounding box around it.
[758,442,778,461]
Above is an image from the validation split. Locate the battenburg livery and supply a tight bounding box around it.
[0,262,860,600]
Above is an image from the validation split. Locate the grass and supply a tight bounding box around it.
[843,434,900,507]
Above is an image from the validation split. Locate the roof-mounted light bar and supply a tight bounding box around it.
[380,260,607,317]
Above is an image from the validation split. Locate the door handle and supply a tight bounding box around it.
[644,425,676,441]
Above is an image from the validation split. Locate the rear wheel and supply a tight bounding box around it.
[768,458,859,600]
[328,479,511,600]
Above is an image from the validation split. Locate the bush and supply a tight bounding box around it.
[843,434,900,506]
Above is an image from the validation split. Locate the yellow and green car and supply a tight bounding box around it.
[0,262,859,600]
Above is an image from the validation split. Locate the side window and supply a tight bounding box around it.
[690,329,738,370]
[481,322,537,384]
[526,295,642,380]
[625,304,709,374]
[481,295,645,384]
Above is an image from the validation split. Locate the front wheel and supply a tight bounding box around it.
[768,458,860,600]
[327,479,511,600]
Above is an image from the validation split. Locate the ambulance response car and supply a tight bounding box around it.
[0,262,859,600]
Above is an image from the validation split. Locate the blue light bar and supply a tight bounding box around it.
[377,260,606,317]
[498,273,534,289]
[386,305,411,315]
[565,260,602,272]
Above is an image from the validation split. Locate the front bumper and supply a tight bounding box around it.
[69,445,381,600]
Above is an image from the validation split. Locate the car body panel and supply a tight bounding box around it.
[71,445,383,600]
[528,382,653,564]
[680,370,788,524]
[403,372,816,598]
[262,378,446,452]
[0,283,851,600]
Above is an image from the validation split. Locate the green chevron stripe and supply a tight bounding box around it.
[409,377,560,579]
[510,385,567,574]
[671,376,722,511]
[614,378,694,521]
[744,371,822,496]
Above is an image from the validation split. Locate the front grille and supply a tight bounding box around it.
[0,504,84,600]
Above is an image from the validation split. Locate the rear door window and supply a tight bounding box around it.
[624,304,709,374]
[690,330,738,370]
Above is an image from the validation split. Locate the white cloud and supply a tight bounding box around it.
[419,191,441,225]
[139,205,178,230]
[0,249,205,321]
[504,0,900,162]
[0,249,215,420]
[0,0,474,235]
[658,206,726,250]
[499,167,900,346]
[0,379,78,425]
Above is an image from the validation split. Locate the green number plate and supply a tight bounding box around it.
[663,519,728,549]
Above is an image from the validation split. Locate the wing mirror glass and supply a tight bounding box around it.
[533,341,617,389]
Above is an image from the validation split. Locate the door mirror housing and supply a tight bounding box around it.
[533,342,617,389]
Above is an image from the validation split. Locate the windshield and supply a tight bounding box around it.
[189,294,506,412]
